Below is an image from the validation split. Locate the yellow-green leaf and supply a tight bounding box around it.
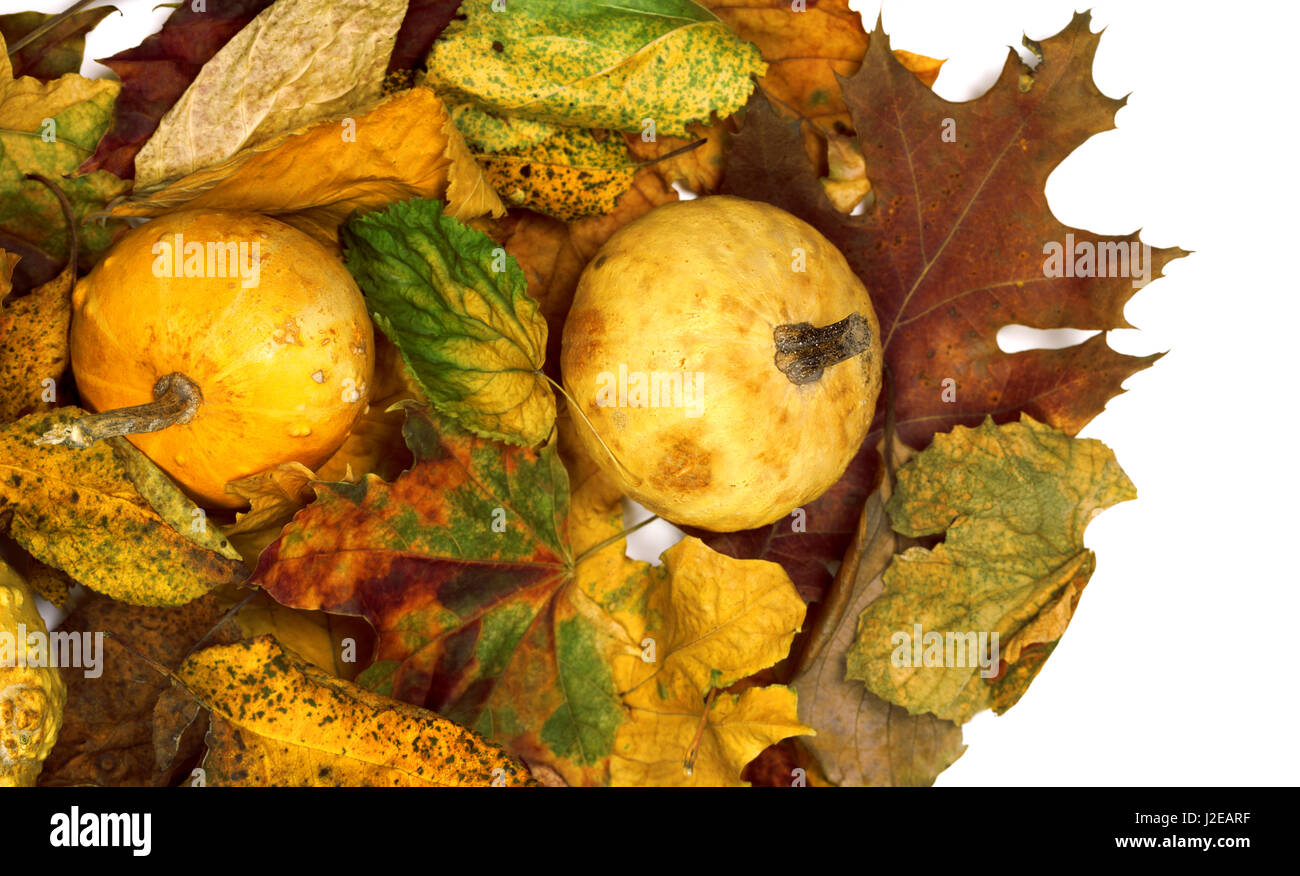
[846,415,1136,723]
[0,408,246,606]
[425,0,766,137]
[177,636,536,786]
[0,34,129,275]
[342,199,555,446]
[477,126,638,220]
[449,100,559,153]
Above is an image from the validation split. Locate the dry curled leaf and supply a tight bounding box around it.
[0,7,118,81]
[134,0,408,188]
[846,416,1135,723]
[114,87,504,246]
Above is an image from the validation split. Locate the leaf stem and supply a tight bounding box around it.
[25,174,77,275]
[5,0,101,56]
[682,685,720,776]
[540,371,642,486]
[571,513,659,568]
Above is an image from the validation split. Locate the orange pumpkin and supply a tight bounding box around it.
[66,210,375,508]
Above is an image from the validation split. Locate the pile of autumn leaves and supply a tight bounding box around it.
[0,0,1177,787]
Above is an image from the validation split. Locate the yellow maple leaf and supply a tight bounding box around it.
[560,416,814,786]
[605,538,814,787]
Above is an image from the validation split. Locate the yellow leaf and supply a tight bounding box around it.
[477,127,638,220]
[624,119,729,194]
[605,537,814,786]
[134,0,408,188]
[233,594,370,681]
[2,407,246,606]
[115,88,504,246]
[177,636,536,786]
[0,250,69,424]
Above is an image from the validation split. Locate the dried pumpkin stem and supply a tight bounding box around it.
[34,372,203,449]
[774,313,872,385]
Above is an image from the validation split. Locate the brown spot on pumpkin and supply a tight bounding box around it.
[563,307,607,368]
[652,436,711,492]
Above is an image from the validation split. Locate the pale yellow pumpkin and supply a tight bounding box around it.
[67,210,375,508]
[561,196,882,532]
[0,557,65,786]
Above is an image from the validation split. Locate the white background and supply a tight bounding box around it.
[8,0,1298,786]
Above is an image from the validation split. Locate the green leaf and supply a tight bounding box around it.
[449,100,560,153]
[342,198,555,446]
[845,415,1136,723]
[0,34,129,277]
[424,0,765,138]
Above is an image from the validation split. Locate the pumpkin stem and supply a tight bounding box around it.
[34,372,203,449]
[774,313,872,385]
